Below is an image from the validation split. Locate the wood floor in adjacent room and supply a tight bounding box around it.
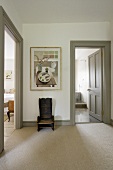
[1,123,113,170]
[4,113,15,143]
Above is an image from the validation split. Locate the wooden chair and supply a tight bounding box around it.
[7,100,14,122]
[37,98,54,131]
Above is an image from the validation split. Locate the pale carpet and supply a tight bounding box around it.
[0,123,113,170]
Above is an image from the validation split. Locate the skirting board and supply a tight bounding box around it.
[23,121,37,127]
[23,120,70,127]
[55,120,70,126]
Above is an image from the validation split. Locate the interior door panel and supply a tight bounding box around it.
[88,49,102,121]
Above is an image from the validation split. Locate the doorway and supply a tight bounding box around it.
[0,7,23,153]
[70,41,111,125]
[75,47,102,123]
[4,29,16,142]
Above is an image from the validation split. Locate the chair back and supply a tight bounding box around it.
[39,98,52,119]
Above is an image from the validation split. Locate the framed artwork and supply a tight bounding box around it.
[5,70,13,80]
[30,47,61,90]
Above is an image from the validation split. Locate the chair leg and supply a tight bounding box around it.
[37,124,40,131]
[52,123,54,131]
[7,111,10,122]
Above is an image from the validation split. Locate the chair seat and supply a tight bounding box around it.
[7,100,14,122]
[38,120,54,124]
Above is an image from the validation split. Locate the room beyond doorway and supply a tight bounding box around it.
[75,47,102,123]
[4,29,16,142]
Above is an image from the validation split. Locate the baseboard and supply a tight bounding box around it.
[23,120,70,127]
[55,120,71,126]
[110,119,113,126]
[23,119,113,127]
[23,121,37,127]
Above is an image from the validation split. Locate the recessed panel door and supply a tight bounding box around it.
[88,49,102,121]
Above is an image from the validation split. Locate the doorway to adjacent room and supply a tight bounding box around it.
[70,41,111,125]
[0,7,23,154]
[4,29,16,142]
[75,47,102,123]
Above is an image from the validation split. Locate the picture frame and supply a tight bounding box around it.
[30,47,61,90]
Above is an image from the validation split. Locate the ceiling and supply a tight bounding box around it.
[10,0,113,24]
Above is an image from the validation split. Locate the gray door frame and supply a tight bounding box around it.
[70,41,111,125]
[0,6,23,153]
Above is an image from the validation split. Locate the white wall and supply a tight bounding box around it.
[75,60,88,103]
[23,22,110,121]
[0,0,22,35]
[4,59,14,91]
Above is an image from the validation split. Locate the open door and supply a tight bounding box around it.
[88,49,102,121]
